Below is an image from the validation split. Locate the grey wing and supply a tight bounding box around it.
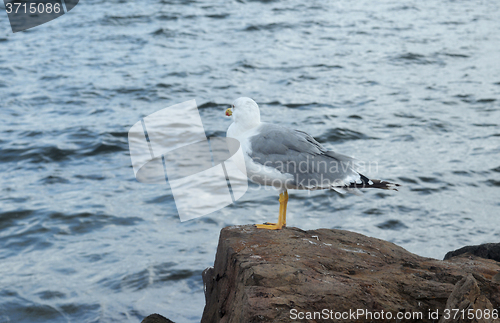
[248,124,363,191]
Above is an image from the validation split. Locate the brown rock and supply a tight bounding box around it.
[439,274,498,323]
[202,225,500,323]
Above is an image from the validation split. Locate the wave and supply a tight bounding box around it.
[0,130,129,164]
[318,128,377,143]
[244,22,294,32]
[101,15,152,26]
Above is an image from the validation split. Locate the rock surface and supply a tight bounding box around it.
[140,313,175,323]
[444,243,500,262]
[202,225,500,323]
[439,274,498,323]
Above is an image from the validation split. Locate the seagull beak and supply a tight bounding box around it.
[225,108,232,117]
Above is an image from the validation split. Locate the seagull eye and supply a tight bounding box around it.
[232,105,235,109]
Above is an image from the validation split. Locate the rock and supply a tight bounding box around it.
[141,313,175,323]
[439,274,497,323]
[444,243,500,262]
[202,225,500,323]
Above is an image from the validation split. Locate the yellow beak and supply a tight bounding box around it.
[225,108,232,116]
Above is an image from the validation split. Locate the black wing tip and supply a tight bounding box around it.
[376,180,401,190]
[355,175,401,191]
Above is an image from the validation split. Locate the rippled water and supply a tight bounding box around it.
[1,0,499,322]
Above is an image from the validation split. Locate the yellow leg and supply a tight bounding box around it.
[255,191,288,230]
[283,191,288,226]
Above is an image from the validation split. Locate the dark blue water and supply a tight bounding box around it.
[1,0,499,322]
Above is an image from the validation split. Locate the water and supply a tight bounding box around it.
[0,0,499,322]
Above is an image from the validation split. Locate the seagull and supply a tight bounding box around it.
[225,97,399,230]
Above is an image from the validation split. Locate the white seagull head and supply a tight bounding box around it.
[226,97,261,131]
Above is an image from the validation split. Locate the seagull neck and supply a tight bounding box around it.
[236,120,260,133]
[230,120,261,138]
